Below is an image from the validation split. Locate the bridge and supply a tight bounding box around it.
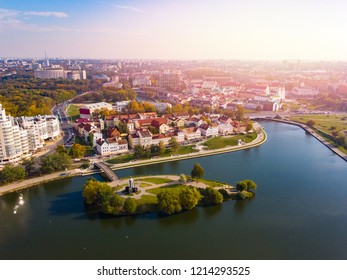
[94,161,119,181]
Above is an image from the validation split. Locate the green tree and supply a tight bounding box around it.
[117,121,129,134]
[235,105,245,121]
[157,191,182,215]
[133,144,143,159]
[124,197,137,214]
[40,152,71,174]
[87,133,94,147]
[236,181,248,192]
[144,145,151,158]
[191,163,205,180]
[22,158,37,176]
[201,187,223,205]
[101,194,125,215]
[56,145,67,154]
[82,178,101,204]
[158,140,165,156]
[179,173,187,184]
[170,137,179,153]
[0,165,26,185]
[244,179,257,191]
[69,143,86,158]
[179,188,201,210]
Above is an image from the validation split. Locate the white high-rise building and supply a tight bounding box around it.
[0,104,29,163]
[0,104,61,164]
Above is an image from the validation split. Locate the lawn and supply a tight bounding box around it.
[139,177,174,184]
[147,184,192,195]
[290,114,347,135]
[203,133,257,150]
[196,178,228,188]
[290,114,347,154]
[66,104,80,121]
[106,154,135,164]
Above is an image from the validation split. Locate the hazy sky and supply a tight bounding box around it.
[1,0,347,60]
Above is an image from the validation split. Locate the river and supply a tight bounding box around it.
[0,121,347,260]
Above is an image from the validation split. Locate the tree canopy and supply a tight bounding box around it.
[191,163,205,179]
[157,191,182,214]
[179,187,201,210]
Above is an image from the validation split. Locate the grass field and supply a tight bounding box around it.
[66,104,80,121]
[147,184,191,195]
[290,114,347,154]
[139,177,174,184]
[290,114,347,134]
[203,133,257,150]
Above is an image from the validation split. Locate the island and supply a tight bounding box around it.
[82,164,257,216]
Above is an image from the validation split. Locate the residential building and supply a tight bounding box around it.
[96,138,128,156]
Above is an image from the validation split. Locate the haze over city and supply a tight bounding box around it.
[1,0,347,60]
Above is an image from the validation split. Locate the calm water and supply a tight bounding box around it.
[1,121,347,260]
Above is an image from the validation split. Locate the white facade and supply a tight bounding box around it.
[0,104,30,163]
[34,69,86,80]
[113,101,131,113]
[96,138,128,156]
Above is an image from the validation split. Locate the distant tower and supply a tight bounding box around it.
[44,51,50,68]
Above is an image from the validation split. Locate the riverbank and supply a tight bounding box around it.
[0,127,266,196]
[261,118,347,162]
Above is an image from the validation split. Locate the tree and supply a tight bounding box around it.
[179,174,187,184]
[69,143,86,158]
[124,197,137,214]
[82,178,101,205]
[117,121,129,134]
[40,152,71,174]
[0,165,26,185]
[158,140,165,156]
[244,179,257,191]
[170,137,179,153]
[87,133,94,147]
[56,145,67,154]
[201,187,223,205]
[235,105,245,121]
[157,191,182,215]
[236,181,248,192]
[143,102,155,112]
[101,194,125,215]
[144,145,151,158]
[22,158,37,176]
[306,120,315,127]
[191,163,205,180]
[133,144,143,159]
[179,188,201,210]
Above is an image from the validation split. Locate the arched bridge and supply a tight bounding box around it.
[94,161,119,181]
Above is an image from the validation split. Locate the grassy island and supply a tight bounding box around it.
[82,173,257,216]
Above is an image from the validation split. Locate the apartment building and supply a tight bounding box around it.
[0,104,61,163]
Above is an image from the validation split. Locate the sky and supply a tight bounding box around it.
[1,0,347,60]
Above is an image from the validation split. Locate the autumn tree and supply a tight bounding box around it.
[69,143,86,158]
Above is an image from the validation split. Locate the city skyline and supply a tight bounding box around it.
[1,0,347,60]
